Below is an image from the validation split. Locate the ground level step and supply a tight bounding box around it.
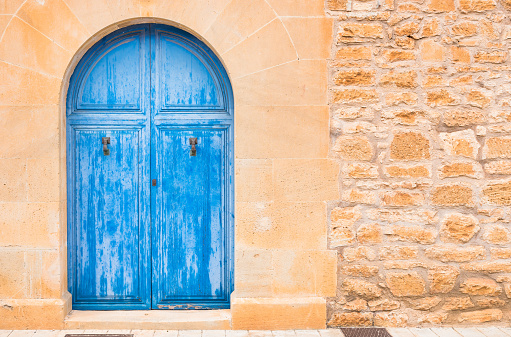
[64,310,231,330]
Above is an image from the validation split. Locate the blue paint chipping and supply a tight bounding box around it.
[67,24,234,310]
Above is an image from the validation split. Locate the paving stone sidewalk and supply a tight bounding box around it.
[2,328,511,337]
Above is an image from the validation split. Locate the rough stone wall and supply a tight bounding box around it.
[326,0,511,327]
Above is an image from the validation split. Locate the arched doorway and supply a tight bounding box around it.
[66,23,234,310]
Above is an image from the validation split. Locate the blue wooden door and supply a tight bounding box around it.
[67,24,234,310]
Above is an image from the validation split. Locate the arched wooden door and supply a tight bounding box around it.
[66,24,234,310]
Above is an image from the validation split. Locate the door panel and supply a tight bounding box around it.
[67,24,233,310]
[70,127,150,309]
[152,127,230,309]
[154,29,224,112]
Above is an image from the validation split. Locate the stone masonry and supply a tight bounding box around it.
[327,0,511,327]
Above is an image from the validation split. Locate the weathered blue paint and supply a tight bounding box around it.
[67,24,234,310]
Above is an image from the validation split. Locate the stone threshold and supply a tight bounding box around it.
[64,310,231,330]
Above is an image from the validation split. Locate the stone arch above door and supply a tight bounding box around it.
[0,0,337,330]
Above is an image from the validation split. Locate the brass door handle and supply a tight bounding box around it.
[102,137,110,156]
[189,137,197,156]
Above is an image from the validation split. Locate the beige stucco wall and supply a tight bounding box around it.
[0,0,336,330]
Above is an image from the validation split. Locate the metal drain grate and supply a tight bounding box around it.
[66,335,133,337]
[340,328,393,337]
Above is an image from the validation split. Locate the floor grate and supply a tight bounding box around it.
[340,328,393,337]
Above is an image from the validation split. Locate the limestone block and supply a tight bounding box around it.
[0,202,59,249]
[440,130,480,159]
[17,0,89,51]
[0,62,61,105]
[341,278,382,299]
[0,17,72,78]
[459,309,503,323]
[440,213,480,243]
[466,89,492,108]
[0,159,27,202]
[373,312,408,327]
[235,160,272,202]
[330,206,361,247]
[343,163,379,179]
[334,69,376,86]
[0,297,68,329]
[342,298,368,311]
[222,19,296,79]
[485,160,511,174]
[333,136,374,161]
[460,278,502,296]
[25,250,61,299]
[421,40,445,62]
[379,246,418,260]
[438,161,483,179]
[407,296,442,310]
[442,297,475,311]
[385,225,437,244]
[235,106,329,159]
[0,250,26,298]
[381,191,425,207]
[356,223,382,244]
[272,250,337,297]
[394,22,420,37]
[428,266,459,294]
[425,245,486,262]
[384,164,431,178]
[385,92,418,106]
[390,132,430,160]
[418,312,448,325]
[343,246,377,262]
[461,261,511,273]
[450,46,471,63]
[428,0,456,11]
[482,180,511,205]
[431,184,474,207]
[157,0,232,35]
[341,265,379,278]
[482,224,511,244]
[386,272,426,297]
[459,0,497,12]
[334,89,379,104]
[336,47,372,61]
[338,23,384,40]
[266,0,325,16]
[0,106,59,159]
[380,70,418,88]
[282,18,333,60]
[474,50,507,63]
[62,0,114,34]
[27,158,59,202]
[328,312,373,327]
[342,189,377,205]
[368,299,400,311]
[380,50,416,63]
[490,247,511,259]
[204,0,275,54]
[451,22,478,37]
[0,0,25,14]
[231,296,326,330]
[234,60,327,106]
[234,249,272,297]
[236,202,327,250]
[273,159,339,202]
[476,298,506,308]
[484,137,511,159]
